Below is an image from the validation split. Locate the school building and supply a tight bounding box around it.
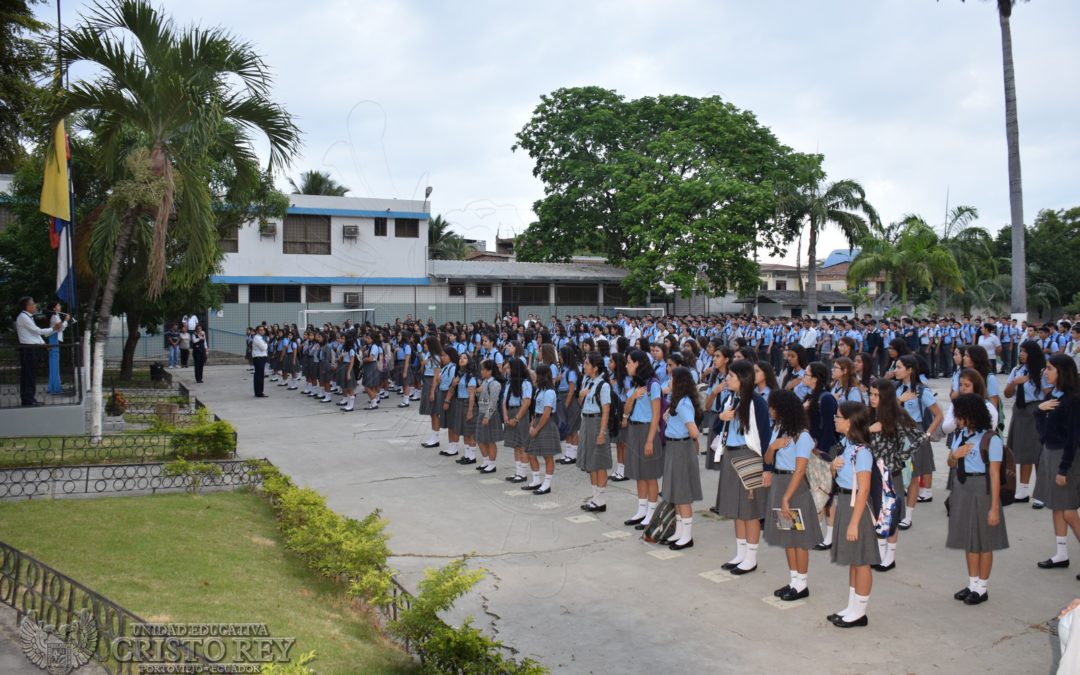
[206,194,630,355]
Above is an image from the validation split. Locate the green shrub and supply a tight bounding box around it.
[162,458,224,494]
[161,408,237,459]
[258,650,316,674]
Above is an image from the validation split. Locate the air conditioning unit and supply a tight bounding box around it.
[343,292,361,308]
[342,224,359,239]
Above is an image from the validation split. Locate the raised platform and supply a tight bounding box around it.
[0,399,86,436]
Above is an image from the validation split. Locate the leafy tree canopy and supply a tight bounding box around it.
[512,87,811,302]
[0,0,49,171]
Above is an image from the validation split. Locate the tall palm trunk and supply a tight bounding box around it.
[89,214,136,438]
[938,286,948,316]
[120,309,142,380]
[806,222,819,318]
[999,2,1026,317]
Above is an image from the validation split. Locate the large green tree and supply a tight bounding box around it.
[848,219,962,310]
[427,214,467,260]
[44,0,300,436]
[783,176,879,318]
[288,169,348,196]
[512,87,808,302]
[933,205,996,313]
[0,0,49,171]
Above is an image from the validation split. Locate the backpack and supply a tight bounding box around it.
[980,432,1017,507]
[915,384,933,433]
[853,445,900,538]
[381,345,393,373]
[641,500,678,544]
[608,389,624,439]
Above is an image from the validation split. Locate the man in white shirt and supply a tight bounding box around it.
[798,319,819,362]
[16,296,67,406]
[251,325,269,398]
[977,324,1003,374]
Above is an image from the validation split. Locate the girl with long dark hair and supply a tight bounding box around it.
[764,389,821,600]
[1034,354,1080,572]
[525,365,560,494]
[420,337,444,448]
[578,353,613,511]
[659,366,703,550]
[475,359,504,474]
[622,350,664,530]
[1004,340,1047,504]
[609,352,631,482]
[557,345,581,465]
[715,360,771,575]
[501,358,533,483]
[895,354,944,525]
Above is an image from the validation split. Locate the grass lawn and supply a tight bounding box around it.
[0,491,415,674]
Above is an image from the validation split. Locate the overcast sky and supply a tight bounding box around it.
[42,0,1080,263]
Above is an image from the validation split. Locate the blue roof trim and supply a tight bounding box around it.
[287,207,429,219]
[211,276,430,286]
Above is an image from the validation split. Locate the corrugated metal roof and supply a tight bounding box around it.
[430,259,628,282]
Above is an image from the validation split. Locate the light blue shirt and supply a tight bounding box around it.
[438,363,455,391]
[456,374,476,399]
[558,367,578,393]
[831,385,865,404]
[368,344,382,362]
[423,351,436,377]
[628,381,662,423]
[665,397,696,438]
[504,379,533,407]
[1008,365,1047,403]
[951,429,1003,473]
[581,376,611,414]
[773,429,814,471]
[726,398,748,447]
[836,438,873,490]
[898,382,936,423]
[535,388,556,413]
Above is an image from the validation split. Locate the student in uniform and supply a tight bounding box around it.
[1004,340,1047,504]
[621,350,665,531]
[524,365,560,494]
[578,353,613,512]
[475,359,504,474]
[946,393,1009,605]
[556,346,582,465]
[714,360,771,575]
[501,358,533,483]
[895,354,944,527]
[704,347,734,471]
[780,345,810,398]
[419,337,444,447]
[764,389,822,600]
[451,352,479,465]
[853,353,875,397]
[396,331,414,408]
[963,345,1002,418]
[659,366,704,550]
[609,351,631,482]
[1034,354,1080,573]
[831,357,865,404]
[339,335,358,412]
[437,347,460,457]
[361,332,383,410]
[754,360,779,401]
[827,401,878,628]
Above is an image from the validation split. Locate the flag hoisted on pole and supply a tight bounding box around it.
[40,119,75,305]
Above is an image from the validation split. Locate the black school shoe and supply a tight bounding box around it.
[774,585,792,597]
[779,587,809,602]
[832,615,868,628]
[963,592,988,606]
[557,457,576,465]
[812,542,832,551]
[1037,558,1070,569]
[954,587,972,601]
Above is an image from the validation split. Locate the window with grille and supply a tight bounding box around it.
[222,284,239,303]
[249,285,301,303]
[775,280,787,291]
[395,218,419,238]
[283,214,331,254]
[476,284,493,298]
[306,285,331,303]
[220,224,239,253]
[449,284,465,297]
[374,217,387,237]
[555,285,597,304]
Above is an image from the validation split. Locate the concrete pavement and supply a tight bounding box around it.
[183,366,1070,674]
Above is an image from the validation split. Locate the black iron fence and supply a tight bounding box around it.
[0,458,262,499]
[0,540,208,674]
[0,340,83,408]
[0,432,236,469]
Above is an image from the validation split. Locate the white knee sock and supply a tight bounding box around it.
[565,444,577,459]
[594,486,606,506]
[788,570,798,588]
[642,501,658,525]
[670,517,684,542]
[539,473,552,490]
[836,586,855,618]
[737,543,758,571]
[883,542,897,567]
[976,577,989,594]
[728,538,747,566]
[1053,536,1069,563]
[675,517,692,545]
[530,471,541,487]
[616,462,625,477]
[844,593,870,621]
[823,525,834,545]
[632,499,647,519]
[877,539,887,560]
[967,575,978,592]
[792,572,808,592]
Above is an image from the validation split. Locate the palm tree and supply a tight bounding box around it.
[930,205,996,313]
[788,178,879,318]
[288,170,348,196]
[47,0,300,436]
[996,0,1028,317]
[848,220,962,311]
[427,214,467,260]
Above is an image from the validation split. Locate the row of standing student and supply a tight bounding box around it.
[404,331,1080,625]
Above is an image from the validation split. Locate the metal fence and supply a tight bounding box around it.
[0,458,261,500]
[0,540,209,673]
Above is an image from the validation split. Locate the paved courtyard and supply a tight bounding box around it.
[182,365,1068,674]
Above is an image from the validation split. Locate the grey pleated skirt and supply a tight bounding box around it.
[289,355,301,375]
[419,376,436,415]
[1006,403,1041,465]
[578,415,612,472]
[715,445,766,520]
[764,472,823,549]
[912,437,936,475]
[946,474,1009,552]
[661,438,702,504]
[362,362,381,389]
[447,397,471,436]
[831,491,882,567]
[527,417,562,456]
[503,407,531,449]
[319,359,333,382]
[1035,447,1080,510]
[624,422,664,480]
[557,397,582,438]
[336,364,352,390]
[476,408,504,444]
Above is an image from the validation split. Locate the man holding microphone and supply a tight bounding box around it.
[15,296,68,407]
[251,324,269,398]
